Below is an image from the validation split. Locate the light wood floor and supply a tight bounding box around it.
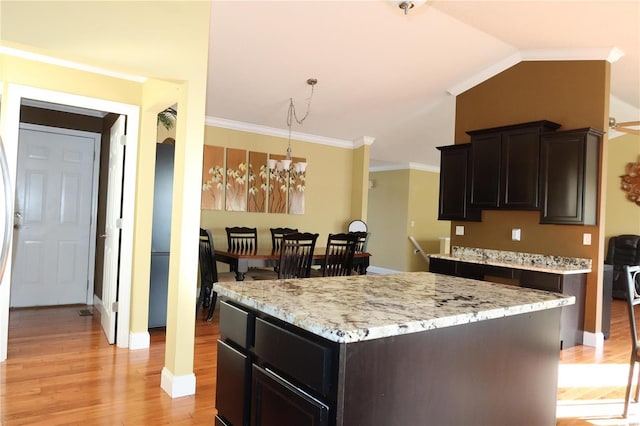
[1,299,639,425]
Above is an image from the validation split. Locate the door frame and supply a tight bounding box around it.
[0,84,140,360]
[14,123,101,306]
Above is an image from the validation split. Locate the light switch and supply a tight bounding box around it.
[511,228,521,241]
[583,233,592,245]
[455,226,464,236]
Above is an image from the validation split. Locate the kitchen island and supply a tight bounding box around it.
[213,272,574,426]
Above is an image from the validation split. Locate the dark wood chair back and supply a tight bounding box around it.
[198,228,219,320]
[226,226,258,254]
[352,231,370,252]
[623,265,640,417]
[270,227,299,254]
[323,233,358,277]
[278,232,319,279]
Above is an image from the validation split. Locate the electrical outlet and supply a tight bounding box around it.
[583,233,592,245]
[511,228,521,241]
[455,226,464,236]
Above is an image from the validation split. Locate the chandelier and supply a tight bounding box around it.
[268,78,317,173]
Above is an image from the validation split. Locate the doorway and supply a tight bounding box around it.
[0,85,140,361]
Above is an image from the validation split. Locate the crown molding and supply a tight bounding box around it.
[447,47,624,97]
[353,136,376,148]
[369,162,439,173]
[205,116,355,149]
[0,45,147,83]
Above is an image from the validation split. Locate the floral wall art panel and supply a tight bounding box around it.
[288,157,307,215]
[226,148,248,211]
[247,151,268,213]
[268,154,288,214]
[201,145,225,211]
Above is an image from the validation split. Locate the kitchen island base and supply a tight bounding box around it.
[337,308,561,425]
[217,299,562,426]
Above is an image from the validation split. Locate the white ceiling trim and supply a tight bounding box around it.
[205,116,355,149]
[353,136,376,148]
[521,47,624,63]
[0,46,147,83]
[369,162,439,173]
[447,47,624,97]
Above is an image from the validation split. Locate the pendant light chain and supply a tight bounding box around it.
[286,79,317,160]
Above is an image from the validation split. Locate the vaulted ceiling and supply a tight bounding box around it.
[206,1,640,169]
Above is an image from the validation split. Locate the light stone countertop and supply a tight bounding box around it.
[429,246,592,275]
[213,272,574,344]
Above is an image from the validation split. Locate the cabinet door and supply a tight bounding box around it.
[428,257,458,276]
[501,127,541,209]
[436,144,480,221]
[540,128,601,225]
[251,365,329,426]
[470,133,501,208]
[216,340,251,426]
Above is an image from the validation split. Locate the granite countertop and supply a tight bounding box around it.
[429,246,592,275]
[213,272,574,344]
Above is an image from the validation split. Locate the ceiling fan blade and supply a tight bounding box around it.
[616,127,640,136]
[616,120,640,127]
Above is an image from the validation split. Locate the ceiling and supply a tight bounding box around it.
[206,0,640,169]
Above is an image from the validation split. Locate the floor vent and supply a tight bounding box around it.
[78,309,93,316]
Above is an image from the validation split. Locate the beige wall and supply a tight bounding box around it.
[455,60,609,335]
[605,133,640,240]
[367,168,449,272]
[1,0,211,387]
[201,126,358,251]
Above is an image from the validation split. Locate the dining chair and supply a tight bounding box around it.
[322,233,358,277]
[351,231,370,274]
[278,232,319,279]
[198,228,237,321]
[225,227,258,254]
[623,265,640,417]
[270,227,299,254]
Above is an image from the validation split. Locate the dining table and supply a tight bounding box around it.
[214,247,371,281]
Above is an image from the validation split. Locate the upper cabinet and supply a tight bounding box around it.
[437,121,602,225]
[467,121,561,210]
[540,128,603,225]
[436,144,481,221]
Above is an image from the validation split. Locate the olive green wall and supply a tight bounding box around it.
[201,126,358,252]
[406,169,451,271]
[367,168,449,272]
[605,133,640,240]
[367,169,410,271]
[455,60,609,335]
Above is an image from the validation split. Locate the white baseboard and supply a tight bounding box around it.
[367,266,402,275]
[129,331,150,350]
[93,295,104,316]
[161,367,196,398]
[582,331,605,350]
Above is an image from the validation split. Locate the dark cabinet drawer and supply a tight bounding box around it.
[458,262,515,280]
[520,270,562,293]
[429,258,458,276]
[216,340,251,426]
[220,300,254,349]
[251,365,329,426]
[253,318,333,397]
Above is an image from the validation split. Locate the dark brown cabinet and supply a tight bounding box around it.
[436,144,480,221]
[540,128,603,225]
[467,120,561,209]
[251,365,329,426]
[215,300,336,426]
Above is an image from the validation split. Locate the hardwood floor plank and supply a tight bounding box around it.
[2,299,639,424]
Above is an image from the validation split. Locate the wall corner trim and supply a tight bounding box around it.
[582,331,605,350]
[129,331,150,350]
[160,367,196,398]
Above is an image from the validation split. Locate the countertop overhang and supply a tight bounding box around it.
[213,272,574,344]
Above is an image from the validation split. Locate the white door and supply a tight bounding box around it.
[10,125,98,307]
[100,116,125,344]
